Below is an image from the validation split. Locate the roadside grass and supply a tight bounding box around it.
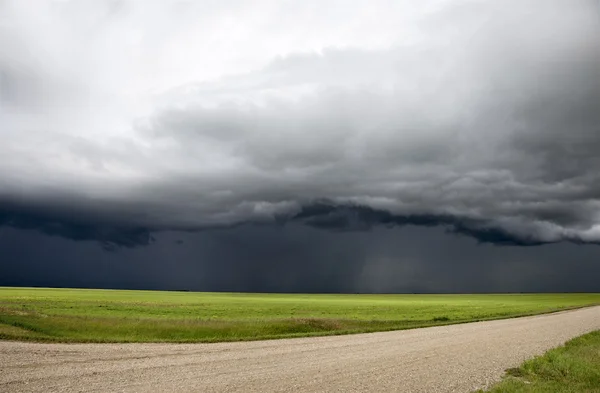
[0,287,599,343]
[476,330,600,393]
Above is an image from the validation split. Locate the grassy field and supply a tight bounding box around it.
[1,287,599,343]
[477,330,600,393]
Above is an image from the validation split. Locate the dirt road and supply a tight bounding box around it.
[1,306,599,393]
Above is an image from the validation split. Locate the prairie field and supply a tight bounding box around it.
[478,330,600,393]
[1,287,599,343]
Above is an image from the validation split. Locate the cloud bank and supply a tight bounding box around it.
[3,224,600,293]
[1,0,600,246]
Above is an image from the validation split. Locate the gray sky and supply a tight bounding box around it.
[2,224,600,293]
[1,0,599,292]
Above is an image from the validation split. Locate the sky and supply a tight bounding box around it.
[1,0,600,292]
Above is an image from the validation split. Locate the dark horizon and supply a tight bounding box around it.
[3,224,600,294]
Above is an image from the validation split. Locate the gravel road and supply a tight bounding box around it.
[1,306,599,393]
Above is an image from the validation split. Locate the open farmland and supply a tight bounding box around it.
[0,287,599,343]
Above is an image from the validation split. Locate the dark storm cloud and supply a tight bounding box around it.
[0,198,154,250]
[2,225,600,293]
[1,0,600,248]
[0,197,591,250]
[292,202,552,246]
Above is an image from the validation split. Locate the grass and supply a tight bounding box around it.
[0,287,599,343]
[476,330,600,392]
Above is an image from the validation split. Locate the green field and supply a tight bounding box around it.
[1,287,599,343]
[477,330,600,393]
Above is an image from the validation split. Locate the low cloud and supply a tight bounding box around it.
[3,224,600,293]
[1,0,599,247]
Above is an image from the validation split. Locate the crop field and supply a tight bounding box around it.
[1,287,599,343]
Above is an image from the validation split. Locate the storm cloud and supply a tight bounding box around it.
[2,0,600,247]
[2,224,600,293]
[1,1,600,292]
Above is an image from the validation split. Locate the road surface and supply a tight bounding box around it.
[1,306,599,393]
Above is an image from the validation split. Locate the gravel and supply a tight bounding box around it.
[1,306,599,393]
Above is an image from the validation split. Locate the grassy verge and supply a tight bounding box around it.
[1,287,599,343]
[476,330,600,393]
